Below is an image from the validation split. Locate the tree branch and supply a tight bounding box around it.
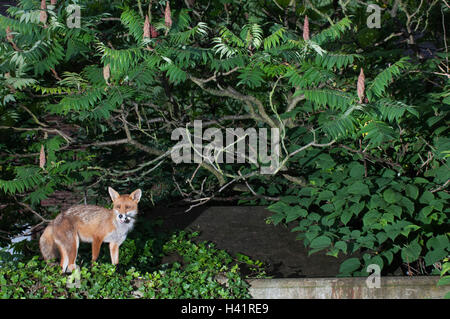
[16,199,51,223]
[0,125,73,144]
[120,109,227,185]
[189,76,277,128]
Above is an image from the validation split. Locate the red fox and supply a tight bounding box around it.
[39,187,142,273]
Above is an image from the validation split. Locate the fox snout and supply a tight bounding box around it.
[115,210,136,224]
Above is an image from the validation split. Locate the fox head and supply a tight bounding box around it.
[108,187,142,224]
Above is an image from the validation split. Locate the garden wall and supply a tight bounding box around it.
[248,276,446,299]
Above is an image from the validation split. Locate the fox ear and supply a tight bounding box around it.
[130,189,142,202]
[108,187,120,201]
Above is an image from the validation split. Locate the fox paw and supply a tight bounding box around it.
[66,264,78,273]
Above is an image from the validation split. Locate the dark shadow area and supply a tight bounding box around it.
[143,205,362,278]
[0,1,16,16]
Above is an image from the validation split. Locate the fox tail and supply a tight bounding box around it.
[39,225,58,260]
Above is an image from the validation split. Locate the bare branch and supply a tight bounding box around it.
[16,200,51,223]
[189,76,277,128]
[0,125,73,144]
[430,179,450,193]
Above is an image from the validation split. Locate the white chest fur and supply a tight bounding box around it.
[103,219,135,245]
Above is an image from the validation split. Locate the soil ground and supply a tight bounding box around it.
[146,205,362,278]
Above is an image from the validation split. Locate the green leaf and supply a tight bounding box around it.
[263,26,286,50]
[305,230,319,243]
[366,255,384,270]
[399,197,415,215]
[361,121,399,146]
[335,241,347,254]
[341,210,353,225]
[429,199,444,212]
[285,206,308,223]
[437,276,450,287]
[349,162,365,178]
[339,258,361,275]
[405,184,419,200]
[268,201,289,214]
[350,201,365,216]
[321,214,336,226]
[160,63,187,84]
[386,205,402,218]
[368,194,386,209]
[269,212,285,225]
[419,191,434,205]
[315,154,336,170]
[347,181,370,196]
[380,212,394,224]
[426,235,450,251]
[442,261,450,276]
[382,250,394,264]
[298,197,314,208]
[317,190,334,201]
[363,211,381,228]
[326,248,340,258]
[401,240,422,263]
[437,191,450,200]
[375,177,392,188]
[321,203,335,212]
[424,249,448,266]
[414,177,429,184]
[351,230,361,239]
[237,66,265,88]
[307,213,321,222]
[376,232,388,244]
[401,224,420,237]
[302,89,353,110]
[367,58,409,100]
[280,196,299,204]
[310,236,332,249]
[383,188,400,204]
[374,98,418,122]
[315,52,359,69]
[357,233,376,249]
[419,206,434,221]
[311,17,352,45]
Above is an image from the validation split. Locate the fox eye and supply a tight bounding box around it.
[125,205,130,210]
[115,205,121,209]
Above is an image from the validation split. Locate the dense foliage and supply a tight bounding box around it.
[0,225,261,298]
[0,0,448,290]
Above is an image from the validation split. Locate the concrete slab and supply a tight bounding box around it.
[248,277,447,299]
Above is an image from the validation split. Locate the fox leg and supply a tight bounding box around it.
[109,242,119,265]
[91,237,103,262]
[53,220,76,273]
[67,235,79,273]
[54,239,69,273]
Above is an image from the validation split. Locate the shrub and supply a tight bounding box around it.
[0,231,262,299]
[267,163,449,276]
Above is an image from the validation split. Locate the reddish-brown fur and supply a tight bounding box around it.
[39,187,141,272]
